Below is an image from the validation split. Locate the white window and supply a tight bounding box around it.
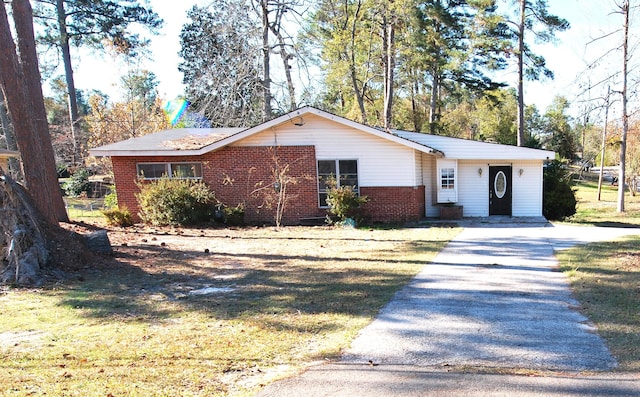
[441,168,455,190]
[437,159,457,203]
[137,162,203,180]
[317,159,359,207]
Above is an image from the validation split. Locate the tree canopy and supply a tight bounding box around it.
[33,0,163,162]
[178,3,263,127]
[502,0,570,146]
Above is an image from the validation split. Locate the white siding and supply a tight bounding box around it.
[458,161,489,216]
[454,160,544,217]
[415,151,423,185]
[512,161,544,216]
[423,156,438,217]
[235,114,420,187]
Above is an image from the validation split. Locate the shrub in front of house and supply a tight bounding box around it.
[136,178,219,226]
[222,203,245,226]
[325,179,368,225]
[103,186,118,209]
[102,206,134,227]
[543,160,577,220]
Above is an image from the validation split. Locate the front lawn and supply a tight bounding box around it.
[558,236,640,371]
[0,225,457,396]
[567,178,640,226]
[557,177,640,371]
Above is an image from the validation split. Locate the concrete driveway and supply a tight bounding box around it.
[343,222,636,371]
[257,221,640,396]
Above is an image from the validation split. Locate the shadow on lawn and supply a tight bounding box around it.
[57,237,443,329]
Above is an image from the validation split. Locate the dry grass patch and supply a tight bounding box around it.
[0,225,457,396]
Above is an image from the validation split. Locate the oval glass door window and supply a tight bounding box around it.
[494,171,507,199]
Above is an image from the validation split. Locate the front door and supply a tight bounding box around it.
[489,166,512,216]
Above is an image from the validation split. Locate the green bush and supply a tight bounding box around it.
[136,178,219,226]
[56,163,71,178]
[543,160,577,220]
[325,178,368,225]
[223,203,245,226]
[63,167,91,197]
[102,207,134,227]
[103,186,118,209]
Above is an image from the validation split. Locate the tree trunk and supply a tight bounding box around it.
[267,2,297,112]
[382,13,395,131]
[56,0,79,164]
[597,87,610,202]
[349,0,367,124]
[271,28,297,111]
[516,0,526,147]
[617,0,629,213]
[0,0,68,224]
[349,62,367,124]
[0,169,49,285]
[410,77,423,132]
[0,82,21,178]
[429,72,439,134]
[260,0,272,121]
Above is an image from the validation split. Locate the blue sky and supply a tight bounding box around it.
[524,0,631,119]
[72,0,634,123]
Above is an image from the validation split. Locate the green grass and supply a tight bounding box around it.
[558,237,640,371]
[64,197,106,222]
[566,178,640,226]
[0,226,458,396]
[556,178,640,371]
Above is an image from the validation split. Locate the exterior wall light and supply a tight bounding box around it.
[519,169,524,177]
[478,168,483,176]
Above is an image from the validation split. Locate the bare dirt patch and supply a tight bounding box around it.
[0,330,46,352]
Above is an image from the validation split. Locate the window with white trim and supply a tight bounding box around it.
[317,159,359,207]
[437,159,458,203]
[441,167,455,189]
[137,162,203,180]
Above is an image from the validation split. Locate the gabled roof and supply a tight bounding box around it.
[90,106,555,161]
[90,107,444,158]
[191,107,444,157]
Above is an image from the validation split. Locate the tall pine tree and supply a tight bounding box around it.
[0,0,68,223]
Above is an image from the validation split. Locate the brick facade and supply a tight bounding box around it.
[111,146,427,225]
[360,186,426,223]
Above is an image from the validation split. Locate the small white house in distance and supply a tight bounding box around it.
[90,106,555,224]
